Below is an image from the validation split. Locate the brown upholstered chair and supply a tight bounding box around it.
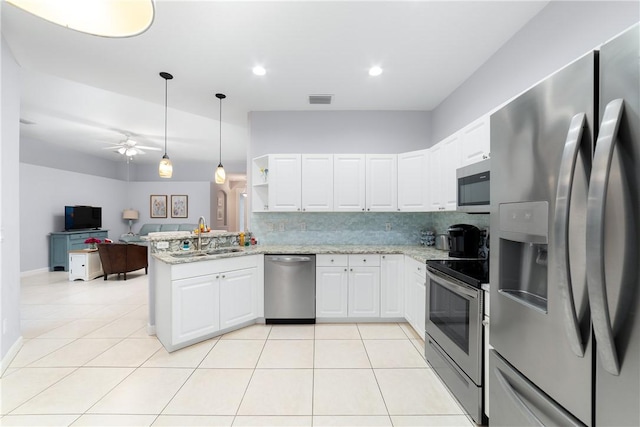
[97,243,148,280]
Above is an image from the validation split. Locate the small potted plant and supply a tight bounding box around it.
[84,237,102,250]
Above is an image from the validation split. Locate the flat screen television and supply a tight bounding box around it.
[64,206,102,231]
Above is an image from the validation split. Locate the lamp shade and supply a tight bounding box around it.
[122,209,139,220]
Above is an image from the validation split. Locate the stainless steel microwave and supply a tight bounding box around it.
[456,158,490,213]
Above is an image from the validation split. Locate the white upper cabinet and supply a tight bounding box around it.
[301,154,334,212]
[365,154,397,212]
[268,154,302,212]
[334,154,366,212]
[460,115,490,167]
[398,149,429,211]
[428,134,461,211]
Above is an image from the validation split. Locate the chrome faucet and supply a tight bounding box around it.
[197,216,207,251]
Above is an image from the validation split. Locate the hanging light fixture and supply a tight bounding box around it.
[158,72,173,178]
[215,93,227,184]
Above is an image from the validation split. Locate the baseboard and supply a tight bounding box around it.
[20,267,50,277]
[1,336,23,377]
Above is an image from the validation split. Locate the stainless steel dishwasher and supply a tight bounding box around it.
[264,255,316,324]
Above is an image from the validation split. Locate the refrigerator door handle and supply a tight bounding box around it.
[553,112,587,358]
[586,98,624,376]
[493,365,545,427]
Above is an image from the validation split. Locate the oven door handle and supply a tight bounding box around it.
[427,269,478,300]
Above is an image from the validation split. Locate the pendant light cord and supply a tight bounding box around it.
[164,77,168,156]
[219,96,222,163]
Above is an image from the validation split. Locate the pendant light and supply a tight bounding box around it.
[215,93,227,184]
[158,72,173,178]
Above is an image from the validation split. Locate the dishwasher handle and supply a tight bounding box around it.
[269,256,313,263]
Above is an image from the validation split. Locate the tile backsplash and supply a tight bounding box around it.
[250,212,489,246]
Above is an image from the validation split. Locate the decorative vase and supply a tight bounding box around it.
[88,243,97,250]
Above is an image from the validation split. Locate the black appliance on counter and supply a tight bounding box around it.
[425,257,489,424]
[448,224,480,258]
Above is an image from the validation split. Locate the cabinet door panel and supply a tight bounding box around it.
[398,150,428,211]
[460,116,490,167]
[366,154,397,211]
[172,275,220,345]
[316,267,348,318]
[334,155,366,211]
[269,154,301,211]
[302,154,333,212]
[348,267,380,317]
[219,268,258,329]
[381,255,404,318]
[414,273,426,341]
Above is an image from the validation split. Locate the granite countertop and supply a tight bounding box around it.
[152,244,452,265]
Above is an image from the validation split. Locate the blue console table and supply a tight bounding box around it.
[49,229,109,271]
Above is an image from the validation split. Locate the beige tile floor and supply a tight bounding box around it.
[0,270,475,427]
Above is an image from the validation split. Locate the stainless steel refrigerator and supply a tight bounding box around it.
[489,23,639,426]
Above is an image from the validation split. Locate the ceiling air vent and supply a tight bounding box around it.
[309,94,333,105]
[20,118,36,125]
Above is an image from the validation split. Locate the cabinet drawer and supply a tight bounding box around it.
[348,254,380,267]
[69,233,91,241]
[316,254,348,267]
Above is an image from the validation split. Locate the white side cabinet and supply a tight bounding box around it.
[334,154,366,212]
[483,287,491,418]
[404,256,426,340]
[380,254,404,317]
[365,154,397,212]
[398,150,429,211]
[68,249,103,281]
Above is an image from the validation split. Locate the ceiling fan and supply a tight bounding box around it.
[102,138,161,157]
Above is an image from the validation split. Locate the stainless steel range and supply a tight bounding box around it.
[425,258,489,425]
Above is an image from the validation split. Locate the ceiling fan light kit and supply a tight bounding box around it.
[215,93,227,184]
[159,71,174,179]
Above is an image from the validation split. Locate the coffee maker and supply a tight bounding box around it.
[447,224,480,258]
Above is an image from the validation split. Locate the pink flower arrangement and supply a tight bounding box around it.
[84,237,102,244]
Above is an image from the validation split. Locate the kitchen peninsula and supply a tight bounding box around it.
[146,231,452,352]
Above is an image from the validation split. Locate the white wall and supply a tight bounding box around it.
[1,35,22,366]
[431,1,639,143]
[19,163,129,272]
[248,110,431,160]
[127,181,211,230]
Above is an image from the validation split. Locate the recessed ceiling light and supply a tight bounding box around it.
[369,66,383,77]
[252,66,266,76]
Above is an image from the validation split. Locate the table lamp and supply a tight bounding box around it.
[122,209,139,234]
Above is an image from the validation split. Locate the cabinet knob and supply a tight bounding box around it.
[216,275,220,279]
[222,275,226,278]
[330,259,334,263]
[367,208,370,211]
[382,255,385,259]
[363,259,366,262]
[350,268,353,272]
[362,208,365,211]
[297,208,301,211]
[344,268,347,272]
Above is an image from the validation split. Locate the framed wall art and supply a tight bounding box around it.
[171,195,188,218]
[150,195,167,218]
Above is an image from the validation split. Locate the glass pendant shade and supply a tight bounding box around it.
[215,163,226,184]
[159,154,173,178]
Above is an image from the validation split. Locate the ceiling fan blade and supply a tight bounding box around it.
[134,145,162,151]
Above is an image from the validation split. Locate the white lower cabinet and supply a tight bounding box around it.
[316,254,381,319]
[348,266,380,317]
[219,268,260,329]
[316,266,349,318]
[380,254,404,317]
[404,256,426,340]
[155,255,262,352]
[172,274,220,345]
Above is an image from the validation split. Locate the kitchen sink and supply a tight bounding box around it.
[170,248,242,259]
